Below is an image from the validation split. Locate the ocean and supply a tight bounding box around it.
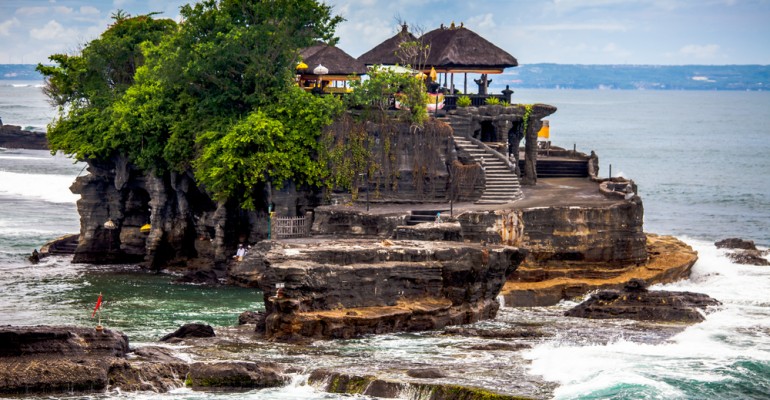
[1,81,769,399]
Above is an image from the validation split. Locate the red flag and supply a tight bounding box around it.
[91,293,103,318]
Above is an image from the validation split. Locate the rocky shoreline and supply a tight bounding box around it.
[0,124,48,150]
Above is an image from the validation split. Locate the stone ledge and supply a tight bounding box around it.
[501,234,697,306]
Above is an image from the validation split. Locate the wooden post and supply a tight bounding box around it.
[451,73,455,94]
[464,73,467,94]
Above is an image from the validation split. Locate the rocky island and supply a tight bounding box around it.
[9,3,721,399]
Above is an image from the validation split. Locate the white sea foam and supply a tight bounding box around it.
[524,237,770,399]
[0,171,79,203]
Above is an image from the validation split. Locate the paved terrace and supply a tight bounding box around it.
[323,177,622,216]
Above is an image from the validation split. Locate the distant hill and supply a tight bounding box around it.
[3,63,768,91]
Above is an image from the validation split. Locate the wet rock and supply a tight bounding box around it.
[0,325,129,395]
[131,346,186,363]
[443,326,548,339]
[187,361,287,389]
[160,323,215,342]
[406,368,446,379]
[0,325,129,358]
[727,250,770,266]
[715,238,758,250]
[308,369,525,399]
[173,269,221,285]
[467,342,531,351]
[565,288,721,323]
[239,311,267,334]
[624,278,649,292]
[0,358,109,394]
[109,357,188,392]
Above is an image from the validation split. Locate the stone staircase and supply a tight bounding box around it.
[452,135,523,204]
[405,209,447,225]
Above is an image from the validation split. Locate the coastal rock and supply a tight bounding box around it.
[727,250,770,266]
[108,356,188,392]
[0,325,129,395]
[229,239,526,341]
[715,238,758,250]
[565,279,721,322]
[0,358,110,394]
[308,369,526,399]
[502,234,697,306]
[238,311,267,332]
[406,368,446,379]
[160,323,215,342]
[173,269,221,285]
[0,125,48,150]
[0,325,128,357]
[443,326,548,339]
[187,361,288,389]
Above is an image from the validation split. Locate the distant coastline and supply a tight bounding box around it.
[5,63,767,91]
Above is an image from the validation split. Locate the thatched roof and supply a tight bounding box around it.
[421,25,518,73]
[358,24,419,66]
[299,43,367,76]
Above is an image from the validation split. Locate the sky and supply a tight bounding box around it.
[1,0,769,66]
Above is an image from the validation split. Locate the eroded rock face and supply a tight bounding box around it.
[521,199,647,265]
[229,239,526,341]
[565,279,721,322]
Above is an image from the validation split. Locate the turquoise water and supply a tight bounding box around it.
[1,88,769,399]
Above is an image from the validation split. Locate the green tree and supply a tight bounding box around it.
[38,0,345,208]
[37,13,177,160]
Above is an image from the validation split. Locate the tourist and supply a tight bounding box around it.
[235,244,246,261]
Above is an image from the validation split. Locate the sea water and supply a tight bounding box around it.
[1,86,769,399]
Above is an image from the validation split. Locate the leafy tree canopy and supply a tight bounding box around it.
[38,1,345,209]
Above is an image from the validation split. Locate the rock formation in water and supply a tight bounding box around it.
[229,239,526,341]
[0,325,128,394]
[0,125,48,150]
[564,278,721,322]
[715,238,769,266]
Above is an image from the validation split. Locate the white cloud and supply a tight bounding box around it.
[30,20,75,41]
[526,23,627,32]
[0,18,21,36]
[80,6,100,15]
[679,44,720,59]
[53,6,73,14]
[467,13,496,29]
[16,6,49,16]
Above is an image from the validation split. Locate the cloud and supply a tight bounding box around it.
[679,44,720,59]
[0,18,21,36]
[80,6,100,15]
[53,6,73,14]
[16,6,49,16]
[526,23,627,32]
[30,20,75,40]
[467,13,496,29]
